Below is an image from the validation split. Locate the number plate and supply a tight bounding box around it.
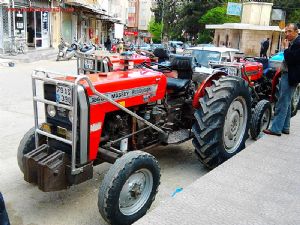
[225,67,238,76]
[84,59,94,70]
[56,85,72,105]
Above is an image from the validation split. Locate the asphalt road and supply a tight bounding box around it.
[0,59,208,225]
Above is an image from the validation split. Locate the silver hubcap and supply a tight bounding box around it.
[260,108,271,131]
[292,84,300,109]
[223,97,248,154]
[119,169,153,216]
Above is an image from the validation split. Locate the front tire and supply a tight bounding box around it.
[98,151,160,225]
[192,76,251,169]
[291,84,300,116]
[17,126,46,173]
[250,100,272,139]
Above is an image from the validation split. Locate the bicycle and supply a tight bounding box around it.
[7,36,28,56]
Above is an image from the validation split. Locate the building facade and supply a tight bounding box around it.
[0,0,126,54]
[206,1,282,56]
[125,0,153,44]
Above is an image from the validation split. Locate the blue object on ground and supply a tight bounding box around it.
[171,187,183,197]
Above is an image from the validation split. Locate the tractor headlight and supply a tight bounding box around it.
[68,110,73,122]
[47,105,56,117]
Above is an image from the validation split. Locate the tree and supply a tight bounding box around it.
[148,19,163,43]
[197,5,240,44]
[289,9,300,25]
[199,6,240,25]
[273,0,300,23]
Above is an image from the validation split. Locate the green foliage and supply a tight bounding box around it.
[196,5,240,44]
[199,6,240,25]
[288,9,300,24]
[273,0,300,23]
[151,0,228,40]
[148,19,162,43]
[197,30,213,44]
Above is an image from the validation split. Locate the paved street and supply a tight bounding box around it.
[0,59,207,225]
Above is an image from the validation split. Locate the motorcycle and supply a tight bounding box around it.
[56,38,78,61]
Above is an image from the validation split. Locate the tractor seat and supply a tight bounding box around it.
[167,78,190,92]
[170,55,194,80]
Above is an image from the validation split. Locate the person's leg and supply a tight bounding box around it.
[0,192,10,225]
[283,85,297,132]
[260,48,263,57]
[270,74,293,133]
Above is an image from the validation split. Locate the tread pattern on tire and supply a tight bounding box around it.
[192,76,251,169]
[98,151,160,225]
[250,100,272,140]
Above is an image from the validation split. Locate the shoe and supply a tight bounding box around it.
[263,129,281,136]
[282,130,290,134]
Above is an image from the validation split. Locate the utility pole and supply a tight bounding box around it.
[161,0,165,42]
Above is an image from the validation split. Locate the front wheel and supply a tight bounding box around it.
[98,151,160,225]
[291,84,300,117]
[250,100,272,139]
[192,76,251,169]
[17,126,46,173]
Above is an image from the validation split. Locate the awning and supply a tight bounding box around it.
[0,0,9,5]
[65,0,122,23]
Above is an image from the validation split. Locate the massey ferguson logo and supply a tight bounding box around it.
[89,85,158,104]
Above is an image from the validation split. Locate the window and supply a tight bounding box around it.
[128,7,135,13]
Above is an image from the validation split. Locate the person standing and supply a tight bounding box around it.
[264,23,300,136]
[260,38,270,58]
[104,37,111,51]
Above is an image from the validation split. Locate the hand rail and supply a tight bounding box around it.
[32,69,167,175]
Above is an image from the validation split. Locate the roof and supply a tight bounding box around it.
[187,46,239,53]
[206,23,282,32]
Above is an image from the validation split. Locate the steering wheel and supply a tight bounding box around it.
[141,62,172,73]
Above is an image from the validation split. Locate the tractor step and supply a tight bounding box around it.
[166,129,192,144]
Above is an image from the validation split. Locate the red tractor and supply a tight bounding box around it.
[18,55,252,225]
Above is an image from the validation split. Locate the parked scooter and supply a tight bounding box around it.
[76,41,96,56]
[56,38,78,61]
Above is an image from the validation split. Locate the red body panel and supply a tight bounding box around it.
[109,54,151,71]
[271,68,282,102]
[242,61,263,81]
[192,72,225,108]
[81,69,167,160]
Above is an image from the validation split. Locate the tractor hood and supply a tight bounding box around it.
[82,69,167,109]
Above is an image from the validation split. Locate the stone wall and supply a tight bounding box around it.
[213,29,281,56]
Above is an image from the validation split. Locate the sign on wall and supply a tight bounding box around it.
[114,23,124,39]
[227,2,242,16]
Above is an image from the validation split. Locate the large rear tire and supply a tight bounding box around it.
[17,126,46,173]
[250,100,272,139]
[192,76,251,169]
[98,151,160,225]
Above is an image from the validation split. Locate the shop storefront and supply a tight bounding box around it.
[0,0,52,52]
[26,0,51,48]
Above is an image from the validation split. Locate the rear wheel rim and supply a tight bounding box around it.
[119,168,153,216]
[292,85,300,110]
[260,107,271,131]
[223,96,248,154]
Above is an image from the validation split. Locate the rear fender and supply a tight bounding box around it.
[192,71,226,109]
[270,68,282,102]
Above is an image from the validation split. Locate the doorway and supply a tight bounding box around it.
[27,11,50,48]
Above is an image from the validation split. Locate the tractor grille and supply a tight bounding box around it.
[44,83,77,130]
